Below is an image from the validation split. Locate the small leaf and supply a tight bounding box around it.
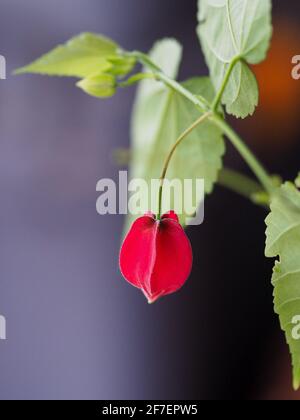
[222,61,259,118]
[77,73,116,98]
[197,0,272,118]
[15,32,125,78]
[265,182,300,390]
[126,39,225,229]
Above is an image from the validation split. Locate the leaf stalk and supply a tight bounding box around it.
[211,56,241,112]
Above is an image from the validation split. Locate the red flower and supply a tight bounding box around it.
[120,211,193,303]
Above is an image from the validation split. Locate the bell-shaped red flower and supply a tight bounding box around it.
[120,211,193,303]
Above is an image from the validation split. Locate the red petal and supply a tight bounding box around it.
[161,210,179,223]
[120,215,158,293]
[120,212,192,303]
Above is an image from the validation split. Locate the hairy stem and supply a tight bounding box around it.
[158,112,212,218]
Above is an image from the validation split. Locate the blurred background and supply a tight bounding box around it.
[0,0,299,400]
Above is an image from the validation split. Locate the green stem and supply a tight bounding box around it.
[211,114,274,195]
[211,56,241,112]
[129,51,210,113]
[158,112,212,218]
[155,71,209,113]
[118,72,155,88]
[218,168,266,204]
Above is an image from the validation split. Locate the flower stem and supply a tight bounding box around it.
[118,72,155,88]
[157,112,212,219]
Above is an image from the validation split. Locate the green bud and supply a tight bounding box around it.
[76,73,116,98]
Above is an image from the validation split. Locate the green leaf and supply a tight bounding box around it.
[76,73,116,98]
[15,32,134,78]
[265,182,300,390]
[127,38,225,228]
[197,0,272,118]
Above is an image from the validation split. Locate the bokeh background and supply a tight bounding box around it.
[0,0,299,400]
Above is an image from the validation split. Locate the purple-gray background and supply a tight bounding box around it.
[0,0,299,400]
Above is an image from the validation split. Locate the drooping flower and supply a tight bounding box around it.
[120,211,193,303]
